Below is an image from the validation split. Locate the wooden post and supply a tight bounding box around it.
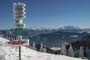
[19,46,21,60]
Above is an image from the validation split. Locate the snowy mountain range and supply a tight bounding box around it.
[0,37,88,60]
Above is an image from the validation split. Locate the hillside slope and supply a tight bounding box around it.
[0,37,88,60]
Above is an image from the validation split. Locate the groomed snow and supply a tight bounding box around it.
[0,37,88,60]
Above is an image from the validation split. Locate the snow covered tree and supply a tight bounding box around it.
[43,45,47,53]
[32,42,37,50]
[68,45,74,57]
[60,43,67,55]
[40,42,43,52]
[79,46,84,58]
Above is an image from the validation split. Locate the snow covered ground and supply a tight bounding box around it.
[0,37,88,60]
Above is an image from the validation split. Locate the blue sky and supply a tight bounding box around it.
[0,0,90,29]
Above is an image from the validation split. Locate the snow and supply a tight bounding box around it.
[0,37,88,60]
[50,47,61,50]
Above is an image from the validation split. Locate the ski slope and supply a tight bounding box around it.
[0,37,88,60]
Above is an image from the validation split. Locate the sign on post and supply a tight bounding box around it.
[8,40,26,46]
[15,28,23,36]
[13,3,26,20]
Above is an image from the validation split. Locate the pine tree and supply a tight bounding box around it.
[32,42,36,50]
[60,43,67,55]
[68,45,74,57]
[43,45,47,53]
[40,42,43,52]
[79,46,84,58]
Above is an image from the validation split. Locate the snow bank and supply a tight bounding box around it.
[0,37,88,60]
